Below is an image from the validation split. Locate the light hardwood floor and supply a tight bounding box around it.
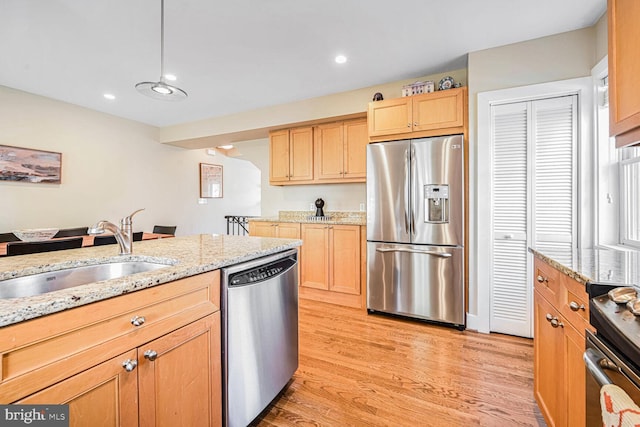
[253,299,546,427]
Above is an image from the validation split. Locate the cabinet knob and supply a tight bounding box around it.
[536,275,548,284]
[414,122,418,127]
[130,315,146,327]
[545,313,553,322]
[122,359,138,372]
[407,123,411,127]
[550,318,564,328]
[569,301,586,312]
[144,349,158,361]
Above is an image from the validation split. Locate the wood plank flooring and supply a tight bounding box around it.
[253,299,546,427]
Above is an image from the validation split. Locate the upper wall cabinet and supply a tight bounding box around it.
[314,119,367,183]
[269,127,314,184]
[608,0,640,147]
[368,87,467,142]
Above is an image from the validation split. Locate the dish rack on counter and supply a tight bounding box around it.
[305,216,334,222]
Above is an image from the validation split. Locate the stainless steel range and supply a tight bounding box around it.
[585,283,640,426]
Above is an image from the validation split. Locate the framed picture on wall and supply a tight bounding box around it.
[200,163,223,198]
[0,144,62,184]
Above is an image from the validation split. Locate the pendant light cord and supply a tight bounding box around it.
[160,0,165,81]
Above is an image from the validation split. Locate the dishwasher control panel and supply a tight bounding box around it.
[229,257,296,286]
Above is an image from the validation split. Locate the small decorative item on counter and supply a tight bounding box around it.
[402,81,431,97]
[438,76,455,90]
[372,92,384,101]
[425,81,435,93]
[314,198,325,217]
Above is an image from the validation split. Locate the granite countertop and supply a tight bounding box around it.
[529,246,640,287]
[249,210,366,226]
[0,234,301,327]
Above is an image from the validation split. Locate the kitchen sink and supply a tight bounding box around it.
[0,261,171,299]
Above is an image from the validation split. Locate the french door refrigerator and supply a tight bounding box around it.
[366,134,465,329]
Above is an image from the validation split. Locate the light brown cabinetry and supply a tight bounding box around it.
[367,87,467,142]
[269,127,314,184]
[248,221,300,239]
[3,271,222,427]
[608,0,640,147]
[299,224,361,307]
[314,119,367,183]
[533,257,591,427]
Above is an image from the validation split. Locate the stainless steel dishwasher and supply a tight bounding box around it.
[221,248,299,427]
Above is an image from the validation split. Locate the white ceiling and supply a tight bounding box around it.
[0,0,606,128]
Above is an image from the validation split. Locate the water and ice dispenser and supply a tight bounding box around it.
[424,185,449,223]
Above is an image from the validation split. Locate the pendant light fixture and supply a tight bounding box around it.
[135,0,187,101]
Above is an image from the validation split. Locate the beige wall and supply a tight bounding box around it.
[595,12,608,62]
[160,69,468,146]
[0,86,261,235]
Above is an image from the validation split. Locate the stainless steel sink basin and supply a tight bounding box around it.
[0,261,170,299]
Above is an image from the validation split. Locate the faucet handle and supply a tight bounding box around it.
[121,208,145,226]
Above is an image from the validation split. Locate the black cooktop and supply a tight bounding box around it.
[590,287,640,374]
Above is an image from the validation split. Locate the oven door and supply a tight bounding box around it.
[584,330,640,426]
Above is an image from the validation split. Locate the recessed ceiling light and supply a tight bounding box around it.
[103,93,116,100]
[164,74,177,81]
[219,144,234,149]
[335,55,347,64]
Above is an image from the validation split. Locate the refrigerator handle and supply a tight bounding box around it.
[410,145,416,236]
[404,147,410,235]
[376,247,452,258]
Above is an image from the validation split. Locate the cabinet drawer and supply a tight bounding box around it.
[559,275,590,332]
[533,258,563,306]
[0,270,220,403]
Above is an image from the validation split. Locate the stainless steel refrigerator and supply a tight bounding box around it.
[366,134,465,329]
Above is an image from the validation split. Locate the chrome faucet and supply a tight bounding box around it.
[88,209,145,255]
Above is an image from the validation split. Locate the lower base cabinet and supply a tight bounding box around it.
[4,271,222,427]
[533,256,589,427]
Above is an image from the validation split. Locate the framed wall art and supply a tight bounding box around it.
[200,163,223,198]
[0,145,62,184]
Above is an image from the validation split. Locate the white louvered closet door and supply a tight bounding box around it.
[490,95,577,338]
[491,103,530,337]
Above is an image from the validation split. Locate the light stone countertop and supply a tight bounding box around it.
[529,246,640,287]
[249,210,366,226]
[0,234,301,327]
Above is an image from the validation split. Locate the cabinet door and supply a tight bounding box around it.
[138,314,222,427]
[275,222,301,239]
[608,0,640,146]
[269,130,290,183]
[367,97,412,137]
[413,89,464,132]
[16,349,139,427]
[249,222,276,237]
[534,290,565,427]
[314,122,344,180]
[300,224,329,290]
[343,119,368,179]
[329,225,361,295]
[289,127,314,181]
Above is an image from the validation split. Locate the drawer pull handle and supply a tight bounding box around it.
[144,349,158,361]
[131,316,146,327]
[569,301,586,312]
[122,359,138,372]
[550,318,564,328]
[537,275,548,284]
